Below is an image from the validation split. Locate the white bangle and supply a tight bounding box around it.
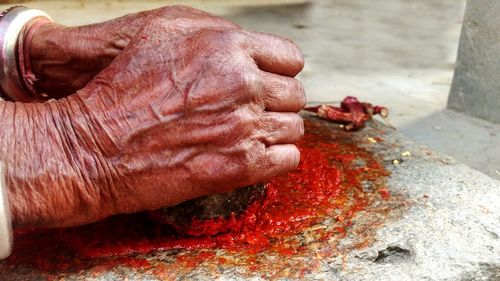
[0,6,52,101]
[0,161,12,259]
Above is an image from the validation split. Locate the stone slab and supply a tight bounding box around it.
[0,114,499,280]
[449,0,500,123]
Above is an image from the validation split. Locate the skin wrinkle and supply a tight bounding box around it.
[117,147,188,173]
[46,103,79,171]
[65,112,122,222]
[123,109,182,148]
[186,117,240,146]
[179,67,203,113]
[66,95,112,155]
[261,72,306,112]
[192,75,236,108]
[157,73,182,114]
[124,109,240,154]
[2,102,75,226]
[42,103,93,222]
[0,105,20,221]
[0,8,305,228]
[70,91,123,156]
[64,98,128,217]
[52,102,111,211]
[109,86,139,131]
[47,103,83,174]
[149,103,165,122]
[165,63,188,113]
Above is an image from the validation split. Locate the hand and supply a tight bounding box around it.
[26,5,240,99]
[2,18,305,227]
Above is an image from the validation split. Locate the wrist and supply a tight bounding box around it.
[0,100,79,227]
[0,99,112,227]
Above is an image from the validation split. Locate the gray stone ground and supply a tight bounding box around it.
[1,116,499,280]
[313,121,500,281]
[324,146,500,280]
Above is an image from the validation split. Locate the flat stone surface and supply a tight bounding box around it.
[1,115,499,280]
[330,146,500,280]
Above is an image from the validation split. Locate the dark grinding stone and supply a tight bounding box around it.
[151,184,266,228]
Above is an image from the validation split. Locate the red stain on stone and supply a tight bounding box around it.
[4,118,390,277]
[379,188,391,199]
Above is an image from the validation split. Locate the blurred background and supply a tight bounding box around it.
[1,0,498,180]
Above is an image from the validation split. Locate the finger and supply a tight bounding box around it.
[257,112,304,146]
[245,31,304,77]
[261,71,306,112]
[252,144,301,183]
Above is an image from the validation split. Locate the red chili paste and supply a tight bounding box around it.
[4,119,390,276]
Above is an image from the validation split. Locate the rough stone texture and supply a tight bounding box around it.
[320,152,500,281]
[1,115,499,280]
[448,0,500,123]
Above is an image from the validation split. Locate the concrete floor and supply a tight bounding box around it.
[2,0,499,181]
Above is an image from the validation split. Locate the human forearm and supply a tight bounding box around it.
[0,99,112,227]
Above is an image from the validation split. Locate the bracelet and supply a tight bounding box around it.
[0,161,12,259]
[0,6,52,101]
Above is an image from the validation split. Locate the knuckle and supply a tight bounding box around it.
[260,113,280,133]
[242,142,265,182]
[264,132,279,145]
[199,30,246,56]
[214,29,244,46]
[294,115,305,138]
[259,113,303,144]
[295,80,307,109]
[196,29,222,45]
[238,69,260,94]
[229,30,248,48]
[143,18,166,31]
[234,107,258,137]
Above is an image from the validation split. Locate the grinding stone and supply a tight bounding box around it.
[150,184,266,233]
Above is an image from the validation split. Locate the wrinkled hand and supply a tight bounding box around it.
[27,5,240,99]
[3,18,305,227]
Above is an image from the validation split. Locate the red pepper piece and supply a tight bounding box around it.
[304,96,390,131]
